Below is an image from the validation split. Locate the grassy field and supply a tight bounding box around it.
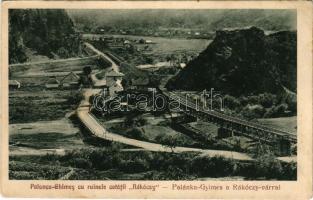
[9,118,86,152]
[10,57,98,77]
[9,89,80,123]
[257,116,297,135]
[188,121,219,138]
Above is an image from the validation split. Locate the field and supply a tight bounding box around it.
[84,34,212,54]
[9,89,80,123]
[9,58,88,169]
[257,116,297,135]
[9,118,86,155]
[10,57,98,77]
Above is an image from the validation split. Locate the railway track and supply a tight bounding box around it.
[163,91,296,143]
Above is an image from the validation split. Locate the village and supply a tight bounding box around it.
[8,21,297,181]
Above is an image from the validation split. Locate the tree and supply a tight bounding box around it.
[83,66,92,75]
[155,134,178,152]
[126,128,146,140]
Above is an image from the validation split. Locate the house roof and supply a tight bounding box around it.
[9,80,20,86]
[60,72,79,83]
[106,70,124,77]
[46,77,60,84]
[131,77,149,86]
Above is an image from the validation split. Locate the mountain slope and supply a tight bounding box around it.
[9,9,81,64]
[68,10,296,33]
[166,27,296,96]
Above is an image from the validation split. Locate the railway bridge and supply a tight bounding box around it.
[163,91,297,156]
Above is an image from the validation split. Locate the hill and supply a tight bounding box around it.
[166,27,296,96]
[68,10,296,33]
[9,9,81,64]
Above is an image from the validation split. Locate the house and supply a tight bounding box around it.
[138,39,155,44]
[179,63,186,68]
[45,77,60,89]
[129,77,150,91]
[145,40,154,44]
[105,70,125,96]
[9,80,21,90]
[129,77,157,91]
[123,40,131,44]
[60,72,80,89]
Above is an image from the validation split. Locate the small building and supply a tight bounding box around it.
[45,77,60,89]
[179,63,186,68]
[9,80,21,90]
[138,39,155,44]
[129,77,150,91]
[128,77,157,92]
[105,70,124,86]
[123,40,131,44]
[105,69,125,96]
[60,72,80,89]
[145,40,154,44]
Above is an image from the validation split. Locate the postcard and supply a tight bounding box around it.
[1,1,312,199]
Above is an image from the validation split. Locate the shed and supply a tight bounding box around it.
[9,80,21,90]
[45,77,60,89]
[60,72,80,88]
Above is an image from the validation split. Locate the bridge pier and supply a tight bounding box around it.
[217,127,234,139]
[275,139,292,156]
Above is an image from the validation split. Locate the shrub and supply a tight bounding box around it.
[258,93,276,108]
[254,153,283,179]
[126,128,146,140]
[264,103,288,118]
[70,158,92,169]
[155,134,179,152]
[247,96,259,104]
[224,95,241,110]
[241,104,265,120]
[191,156,235,177]
[67,91,84,106]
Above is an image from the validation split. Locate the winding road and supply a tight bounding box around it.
[76,88,253,161]
[75,43,295,163]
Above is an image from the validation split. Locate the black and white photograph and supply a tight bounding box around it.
[8,8,297,181]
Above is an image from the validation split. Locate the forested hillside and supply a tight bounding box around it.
[166,27,296,96]
[9,9,82,64]
[68,9,296,33]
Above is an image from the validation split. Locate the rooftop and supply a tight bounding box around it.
[106,70,124,77]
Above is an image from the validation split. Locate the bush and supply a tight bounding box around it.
[254,153,283,179]
[155,134,179,152]
[119,158,150,173]
[126,128,146,140]
[191,156,236,177]
[224,95,241,110]
[70,158,92,169]
[258,93,276,108]
[264,103,288,118]
[241,104,265,120]
[67,91,84,105]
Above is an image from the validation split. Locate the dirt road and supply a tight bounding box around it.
[76,89,253,161]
